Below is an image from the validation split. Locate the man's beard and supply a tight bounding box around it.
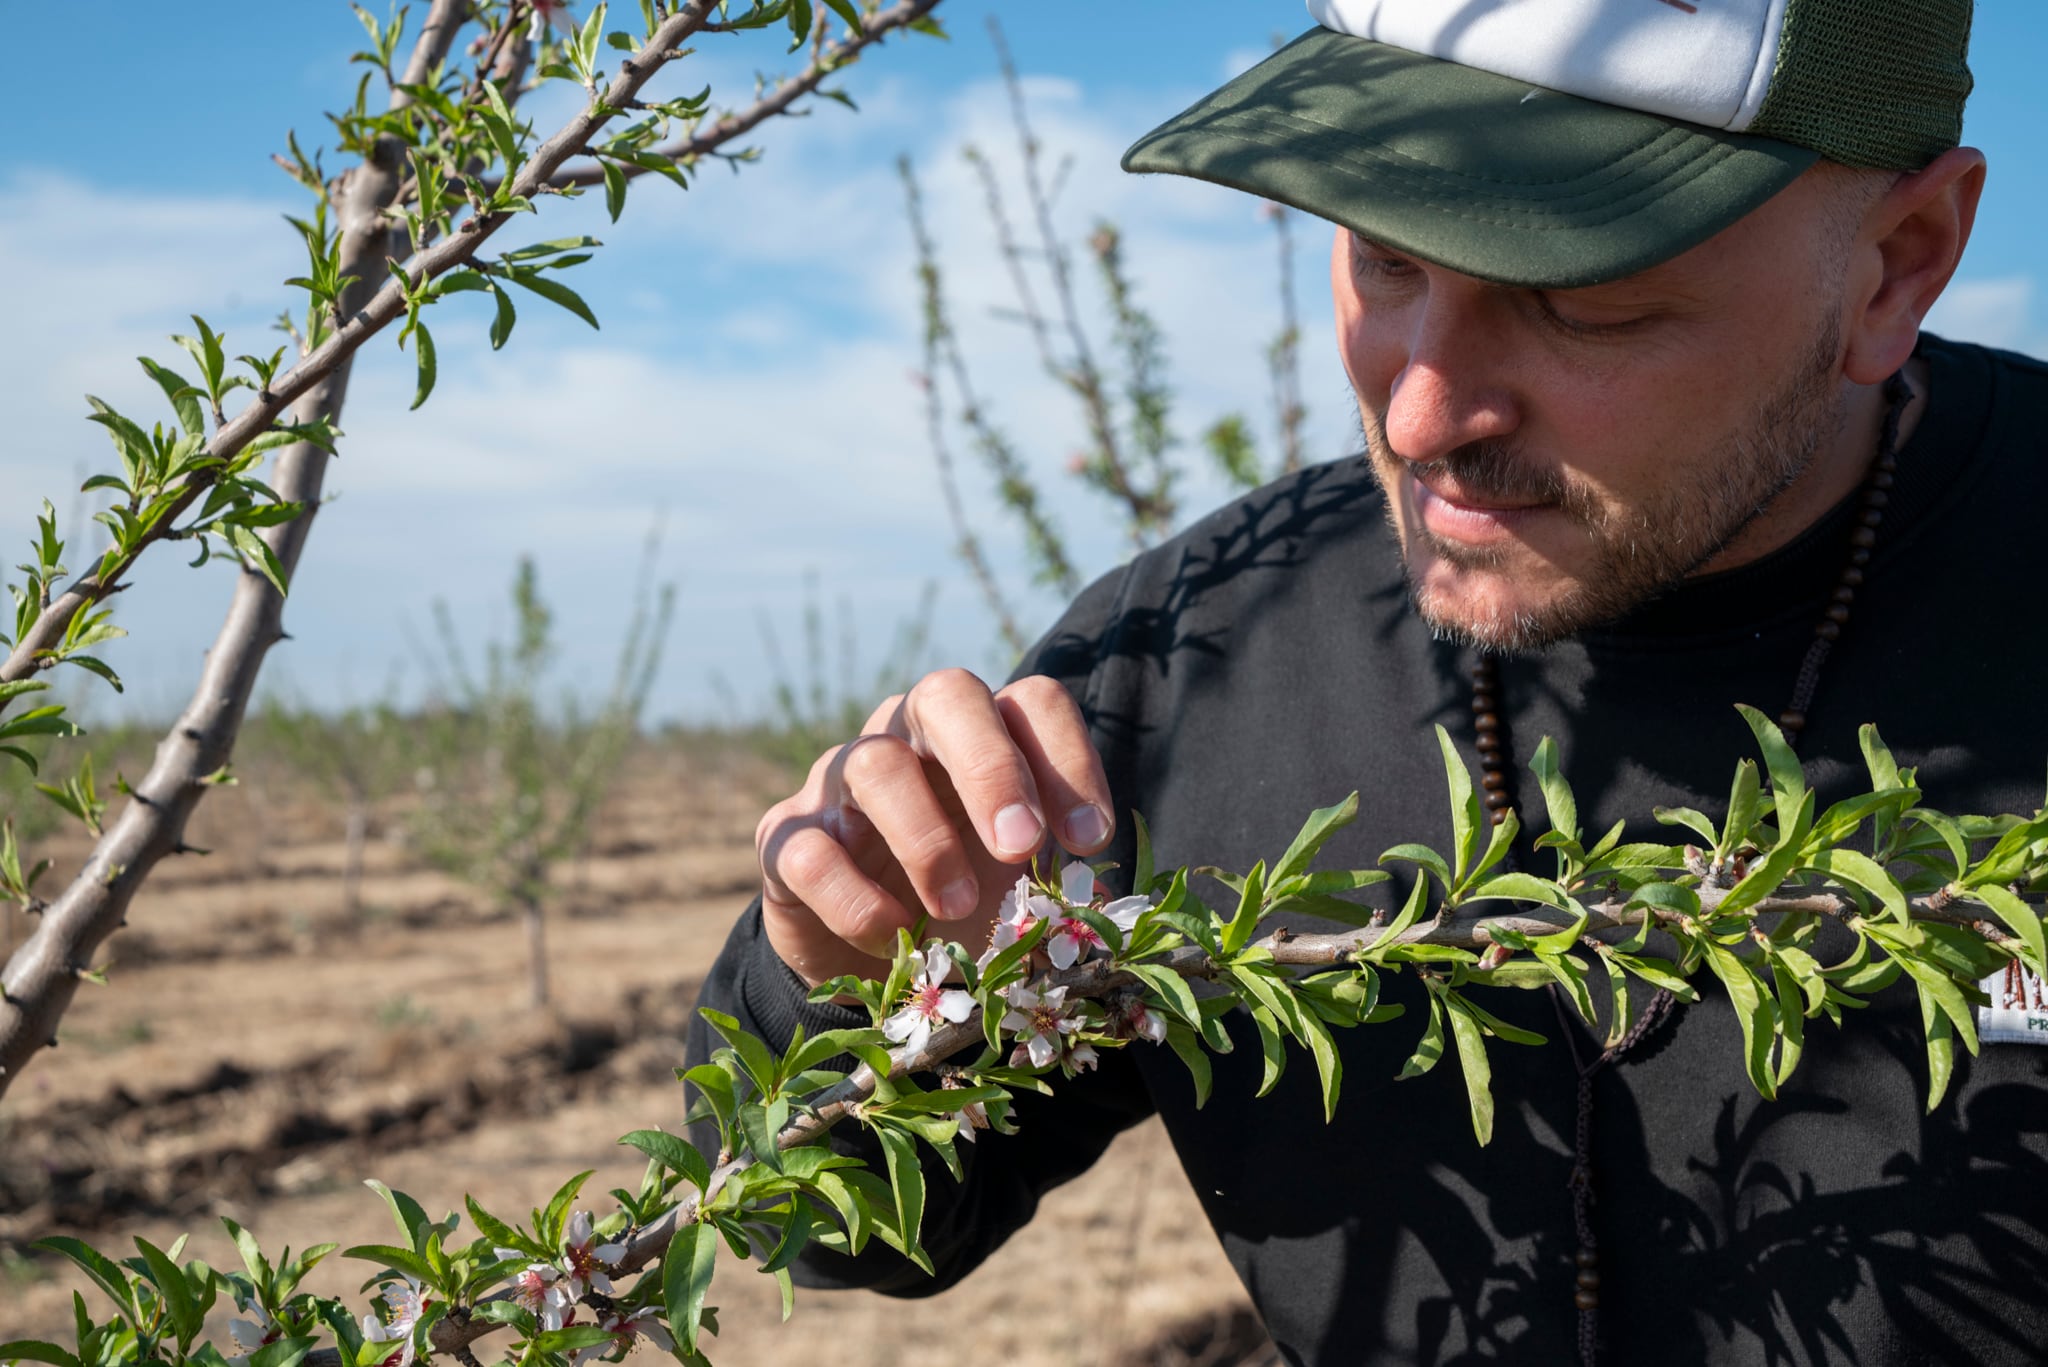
[1356,320,1846,653]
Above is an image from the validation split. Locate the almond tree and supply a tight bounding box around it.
[0,0,949,1100]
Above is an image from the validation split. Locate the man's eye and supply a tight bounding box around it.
[1535,295,1632,339]
[1352,245,1418,281]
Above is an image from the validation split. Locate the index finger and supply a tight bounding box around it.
[993,675,1115,856]
[886,667,1050,861]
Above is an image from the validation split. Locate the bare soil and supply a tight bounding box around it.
[0,742,1268,1364]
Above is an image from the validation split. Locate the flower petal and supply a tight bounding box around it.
[1061,862,1097,905]
[1102,895,1151,930]
[1047,931,1079,970]
[1027,1032,1057,1068]
[938,989,976,1022]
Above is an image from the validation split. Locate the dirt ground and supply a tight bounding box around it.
[0,740,1273,1365]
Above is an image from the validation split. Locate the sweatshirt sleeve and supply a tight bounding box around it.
[680,563,1158,1295]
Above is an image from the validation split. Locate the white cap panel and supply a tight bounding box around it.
[1305,0,1790,131]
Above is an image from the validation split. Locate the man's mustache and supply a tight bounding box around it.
[1405,441,1570,506]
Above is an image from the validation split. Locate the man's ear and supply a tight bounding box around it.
[1842,146,1987,384]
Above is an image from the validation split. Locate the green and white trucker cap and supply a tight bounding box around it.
[1123,0,1974,288]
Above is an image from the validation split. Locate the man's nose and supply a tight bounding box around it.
[1382,285,1521,465]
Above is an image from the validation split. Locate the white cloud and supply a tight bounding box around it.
[1924,275,2041,355]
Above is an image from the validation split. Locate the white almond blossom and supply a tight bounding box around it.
[501,1254,572,1332]
[571,1307,675,1366]
[225,1302,279,1367]
[559,1210,627,1300]
[954,1098,991,1142]
[1046,862,1154,968]
[978,873,1059,968]
[883,944,976,1055]
[361,1280,426,1367]
[1000,983,1086,1070]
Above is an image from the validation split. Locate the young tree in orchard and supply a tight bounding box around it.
[409,553,672,1007]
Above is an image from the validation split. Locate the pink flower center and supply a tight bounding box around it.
[911,983,946,1020]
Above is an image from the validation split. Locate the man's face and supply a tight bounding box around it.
[1333,170,1860,650]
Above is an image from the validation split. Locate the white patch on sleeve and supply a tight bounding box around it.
[1980,962,2048,1046]
[1306,0,1791,132]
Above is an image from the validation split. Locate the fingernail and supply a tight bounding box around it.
[1064,804,1109,849]
[994,802,1042,856]
[939,877,979,920]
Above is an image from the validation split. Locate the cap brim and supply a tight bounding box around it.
[1123,29,1818,289]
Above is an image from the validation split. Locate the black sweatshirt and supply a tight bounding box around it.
[687,334,2048,1365]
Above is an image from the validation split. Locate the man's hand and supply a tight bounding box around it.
[755,669,1115,989]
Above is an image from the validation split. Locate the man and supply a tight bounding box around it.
[690,2,2048,1361]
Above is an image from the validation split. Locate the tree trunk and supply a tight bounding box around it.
[343,795,367,919]
[523,892,549,1008]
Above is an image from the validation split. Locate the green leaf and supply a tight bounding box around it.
[1124,962,1201,1029]
[1805,848,1909,923]
[462,1197,540,1259]
[484,284,517,351]
[1719,759,1762,857]
[339,1244,438,1288]
[873,1125,929,1272]
[1528,736,1578,844]
[1395,992,1446,1080]
[1271,793,1358,885]
[0,1342,80,1367]
[139,357,205,437]
[225,523,290,597]
[1859,723,1904,793]
[32,1237,136,1324]
[1971,884,2046,975]
[1132,809,1155,893]
[821,0,864,30]
[1608,951,1699,1002]
[1379,843,1452,894]
[599,159,629,222]
[682,1064,736,1142]
[1440,992,1496,1145]
[507,270,599,328]
[1462,871,1570,910]
[1912,972,1958,1111]
[1219,859,1267,955]
[1703,943,1777,1100]
[536,1170,593,1249]
[1367,871,1432,953]
[1652,805,1719,844]
[1161,1022,1212,1107]
[133,1238,200,1345]
[1736,703,1807,818]
[1905,808,1971,880]
[662,1222,719,1355]
[1248,1003,1286,1096]
[698,1007,779,1099]
[408,321,436,409]
[1299,1007,1343,1122]
[1435,724,1482,881]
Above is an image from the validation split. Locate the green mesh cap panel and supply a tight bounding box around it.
[1747,0,1974,168]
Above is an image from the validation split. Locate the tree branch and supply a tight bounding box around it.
[537,0,943,191]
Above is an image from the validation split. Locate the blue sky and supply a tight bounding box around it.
[1,2,2041,724]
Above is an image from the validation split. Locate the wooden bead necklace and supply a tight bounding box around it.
[1463,369,1913,1365]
